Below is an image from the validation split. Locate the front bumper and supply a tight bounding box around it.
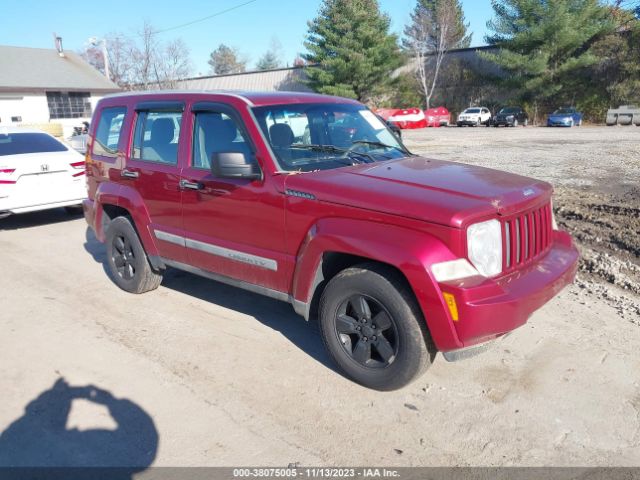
[547,118,572,126]
[493,118,515,126]
[437,230,578,353]
[457,119,481,126]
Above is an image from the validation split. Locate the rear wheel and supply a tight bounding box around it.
[523,118,529,127]
[319,263,434,391]
[105,216,162,294]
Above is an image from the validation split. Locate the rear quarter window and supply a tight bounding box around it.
[93,107,127,158]
[0,132,68,156]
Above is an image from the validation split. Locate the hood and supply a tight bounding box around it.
[283,156,552,228]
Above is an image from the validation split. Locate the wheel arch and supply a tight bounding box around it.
[290,218,464,351]
[94,182,163,268]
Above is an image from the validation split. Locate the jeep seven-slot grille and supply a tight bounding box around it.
[502,203,553,271]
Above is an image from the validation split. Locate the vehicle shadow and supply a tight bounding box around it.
[82,227,337,374]
[0,208,83,231]
[0,378,158,479]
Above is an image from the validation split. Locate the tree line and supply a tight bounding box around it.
[82,0,639,120]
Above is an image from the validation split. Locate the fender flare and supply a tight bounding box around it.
[291,218,464,351]
[94,182,160,259]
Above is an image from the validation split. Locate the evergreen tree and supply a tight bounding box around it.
[483,0,613,107]
[303,0,404,102]
[256,38,283,70]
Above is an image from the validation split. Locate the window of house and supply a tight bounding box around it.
[46,91,92,119]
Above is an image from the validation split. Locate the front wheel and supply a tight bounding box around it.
[513,119,519,127]
[319,263,434,390]
[105,216,163,294]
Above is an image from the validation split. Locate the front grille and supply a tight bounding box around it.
[502,203,553,271]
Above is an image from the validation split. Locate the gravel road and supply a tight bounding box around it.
[0,126,638,468]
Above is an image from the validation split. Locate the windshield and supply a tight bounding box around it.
[554,108,574,114]
[464,108,481,113]
[0,132,68,156]
[252,103,410,172]
[498,107,520,114]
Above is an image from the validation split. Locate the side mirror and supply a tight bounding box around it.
[211,152,262,180]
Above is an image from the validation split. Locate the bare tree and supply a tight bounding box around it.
[403,0,470,109]
[155,39,193,88]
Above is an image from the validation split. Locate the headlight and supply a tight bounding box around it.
[467,219,502,277]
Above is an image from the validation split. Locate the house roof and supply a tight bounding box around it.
[0,45,120,93]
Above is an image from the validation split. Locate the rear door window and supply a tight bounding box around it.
[132,111,182,165]
[0,132,68,156]
[93,107,126,158]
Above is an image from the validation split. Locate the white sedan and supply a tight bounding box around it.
[0,128,86,219]
[457,107,492,127]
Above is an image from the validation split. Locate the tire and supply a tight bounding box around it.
[577,119,582,127]
[476,118,481,127]
[64,205,83,215]
[318,263,434,391]
[523,118,529,127]
[513,119,519,127]
[457,122,462,127]
[105,216,163,294]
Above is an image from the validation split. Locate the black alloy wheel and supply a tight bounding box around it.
[111,234,136,281]
[335,294,399,368]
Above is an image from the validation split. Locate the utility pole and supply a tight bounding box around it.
[89,37,110,81]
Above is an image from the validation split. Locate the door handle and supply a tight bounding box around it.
[121,169,139,179]
[180,179,203,191]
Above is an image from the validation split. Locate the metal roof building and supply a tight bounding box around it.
[175,66,312,93]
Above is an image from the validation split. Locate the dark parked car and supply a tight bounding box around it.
[492,107,529,127]
[547,107,582,127]
[375,114,401,139]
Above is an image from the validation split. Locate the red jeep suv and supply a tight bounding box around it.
[83,91,578,390]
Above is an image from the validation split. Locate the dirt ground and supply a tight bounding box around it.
[0,126,639,469]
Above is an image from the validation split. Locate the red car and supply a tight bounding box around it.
[376,107,450,128]
[84,91,578,390]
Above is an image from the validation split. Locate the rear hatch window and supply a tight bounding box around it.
[0,132,68,156]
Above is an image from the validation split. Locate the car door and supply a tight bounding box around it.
[179,102,288,292]
[122,101,188,263]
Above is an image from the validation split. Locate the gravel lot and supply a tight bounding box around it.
[0,126,638,469]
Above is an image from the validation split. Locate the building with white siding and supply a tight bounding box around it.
[0,45,120,137]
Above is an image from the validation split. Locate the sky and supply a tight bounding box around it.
[0,0,495,77]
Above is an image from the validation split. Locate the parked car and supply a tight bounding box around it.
[606,105,640,126]
[84,91,578,391]
[547,107,582,127]
[456,107,491,127]
[492,107,529,127]
[0,127,86,219]
[375,108,427,129]
[424,106,450,127]
[374,113,401,139]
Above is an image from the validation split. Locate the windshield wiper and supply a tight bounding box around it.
[289,143,374,164]
[351,140,411,155]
